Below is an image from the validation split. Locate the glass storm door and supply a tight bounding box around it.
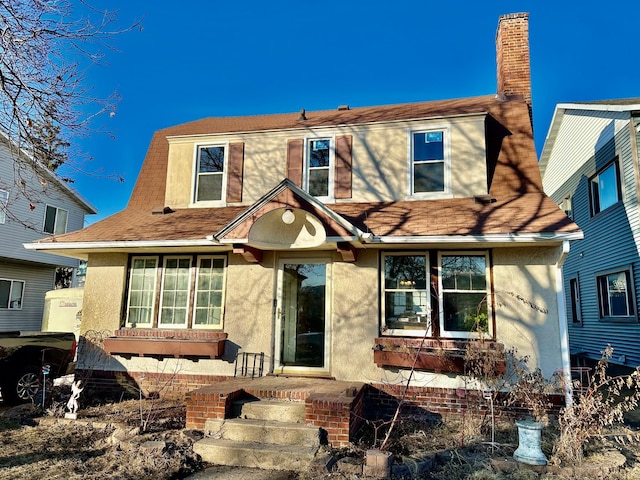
[276,260,329,371]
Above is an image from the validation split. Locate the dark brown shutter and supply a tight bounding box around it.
[226,142,244,203]
[286,139,303,187]
[334,135,353,199]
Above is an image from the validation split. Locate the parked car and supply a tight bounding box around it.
[0,331,76,404]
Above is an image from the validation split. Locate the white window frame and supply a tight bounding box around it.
[381,252,431,337]
[0,189,8,224]
[438,251,491,339]
[158,256,193,329]
[125,256,159,327]
[408,126,451,199]
[43,204,68,234]
[192,255,227,330]
[304,135,335,201]
[0,278,25,309]
[590,160,621,216]
[193,143,228,205]
[596,265,636,322]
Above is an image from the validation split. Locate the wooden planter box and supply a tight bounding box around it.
[373,337,506,374]
[104,335,226,359]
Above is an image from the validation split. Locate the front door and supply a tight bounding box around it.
[275,259,330,373]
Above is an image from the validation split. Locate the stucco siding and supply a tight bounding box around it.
[81,253,128,335]
[165,115,487,208]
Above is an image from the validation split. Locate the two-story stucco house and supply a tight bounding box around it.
[27,14,581,435]
[540,99,640,367]
[0,134,96,331]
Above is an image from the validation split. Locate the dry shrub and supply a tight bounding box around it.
[552,346,640,465]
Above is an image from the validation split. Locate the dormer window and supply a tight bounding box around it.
[410,128,450,197]
[195,145,227,202]
[305,138,334,199]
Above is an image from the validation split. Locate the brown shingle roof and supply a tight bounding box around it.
[38,94,580,246]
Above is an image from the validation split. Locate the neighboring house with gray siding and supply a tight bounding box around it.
[540,99,640,367]
[0,134,96,331]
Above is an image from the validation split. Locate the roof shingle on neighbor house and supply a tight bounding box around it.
[29,95,579,250]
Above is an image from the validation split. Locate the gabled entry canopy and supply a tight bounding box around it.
[210,179,365,262]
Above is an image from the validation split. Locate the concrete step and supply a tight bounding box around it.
[233,399,306,423]
[193,438,318,471]
[208,418,319,446]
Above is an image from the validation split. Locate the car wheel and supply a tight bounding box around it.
[1,366,41,405]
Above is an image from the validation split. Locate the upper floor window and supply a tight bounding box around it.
[44,205,68,234]
[126,254,227,329]
[410,129,450,196]
[0,278,24,309]
[590,161,620,215]
[195,145,227,202]
[597,267,636,321]
[305,138,334,199]
[0,189,8,224]
[439,252,490,338]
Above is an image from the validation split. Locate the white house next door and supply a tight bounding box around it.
[275,259,330,373]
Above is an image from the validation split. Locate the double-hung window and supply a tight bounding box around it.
[590,161,620,215]
[382,253,430,336]
[126,254,227,329]
[439,252,490,338]
[410,129,449,196]
[159,256,192,327]
[0,278,24,309]
[195,145,227,202]
[597,267,636,321]
[0,189,8,224]
[44,205,68,234]
[305,138,334,199]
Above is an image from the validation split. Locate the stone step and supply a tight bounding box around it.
[233,399,306,423]
[193,438,319,471]
[207,418,319,446]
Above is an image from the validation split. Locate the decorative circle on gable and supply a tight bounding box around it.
[248,208,327,248]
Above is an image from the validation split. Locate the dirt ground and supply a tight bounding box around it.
[2,397,640,479]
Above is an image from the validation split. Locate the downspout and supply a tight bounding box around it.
[556,240,573,406]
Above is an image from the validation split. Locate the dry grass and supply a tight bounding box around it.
[0,399,201,480]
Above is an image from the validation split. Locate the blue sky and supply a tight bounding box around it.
[68,1,640,224]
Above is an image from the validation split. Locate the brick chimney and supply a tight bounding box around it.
[496,13,532,110]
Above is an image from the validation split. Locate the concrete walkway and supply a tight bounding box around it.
[184,466,296,479]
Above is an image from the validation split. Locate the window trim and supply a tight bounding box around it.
[43,204,68,234]
[192,143,229,205]
[438,251,492,339]
[381,252,432,337]
[569,276,582,325]
[408,125,452,199]
[192,255,227,330]
[590,159,621,216]
[304,135,335,201]
[0,278,25,310]
[596,265,637,323]
[0,189,8,224]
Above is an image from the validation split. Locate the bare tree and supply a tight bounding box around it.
[0,0,136,224]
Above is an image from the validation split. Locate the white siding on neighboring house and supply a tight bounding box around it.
[0,263,55,331]
[542,110,629,194]
[543,106,640,366]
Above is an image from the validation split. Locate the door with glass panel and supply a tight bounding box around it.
[275,260,330,372]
